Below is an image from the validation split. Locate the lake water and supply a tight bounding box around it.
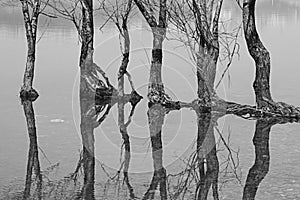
[0,0,300,199]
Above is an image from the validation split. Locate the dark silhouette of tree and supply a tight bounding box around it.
[134,0,179,108]
[166,0,300,120]
[19,0,41,101]
[101,0,137,95]
[169,0,224,112]
[242,0,300,117]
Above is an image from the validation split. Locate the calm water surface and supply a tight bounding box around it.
[0,0,300,199]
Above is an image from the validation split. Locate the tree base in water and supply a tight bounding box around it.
[20,88,39,102]
[226,100,300,121]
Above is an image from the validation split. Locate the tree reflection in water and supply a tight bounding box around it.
[74,85,141,199]
[16,91,298,200]
[166,111,223,200]
[16,100,300,199]
[143,104,168,200]
[242,118,281,200]
[22,100,42,200]
[195,113,219,200]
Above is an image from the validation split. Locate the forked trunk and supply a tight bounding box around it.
[192,0,223,110]
[118,17,130,96]
[134,0,168,104]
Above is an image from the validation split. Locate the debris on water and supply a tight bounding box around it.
[50,119,65,123]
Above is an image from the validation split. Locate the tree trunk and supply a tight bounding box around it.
[79,0,94,69]
[243,0,273,109]
[118,14,130,96]
[79,0,95,98]
[148,29,165,102]
[192,0,223,111]
[79,98,96,199]
[196,50,219,109]
[20,0,40,101]
[79,3,96,198]
[134,0,169,105]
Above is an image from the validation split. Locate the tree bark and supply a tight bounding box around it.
[79,0,94,68]
[242,0,300,118]
[116,0,133,96]
[192,0,223,111]
[243,0,273,109]
[134,0,169,105]
[20,0,40,101]
[78,3,96,198]
[79,0,97,98]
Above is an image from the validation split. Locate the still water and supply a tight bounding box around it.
[0,0,300,199]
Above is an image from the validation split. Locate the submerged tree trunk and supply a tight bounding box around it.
[19,0,40,101]
[117,0,134,96]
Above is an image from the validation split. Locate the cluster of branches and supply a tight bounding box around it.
[12,1,300,199]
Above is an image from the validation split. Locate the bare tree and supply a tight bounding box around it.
[134,0,177,107]
[19,0,41,100]
[101,0,137,96]
[168,0,224,111]
[166,0,300,120]
[243,0,300,117]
